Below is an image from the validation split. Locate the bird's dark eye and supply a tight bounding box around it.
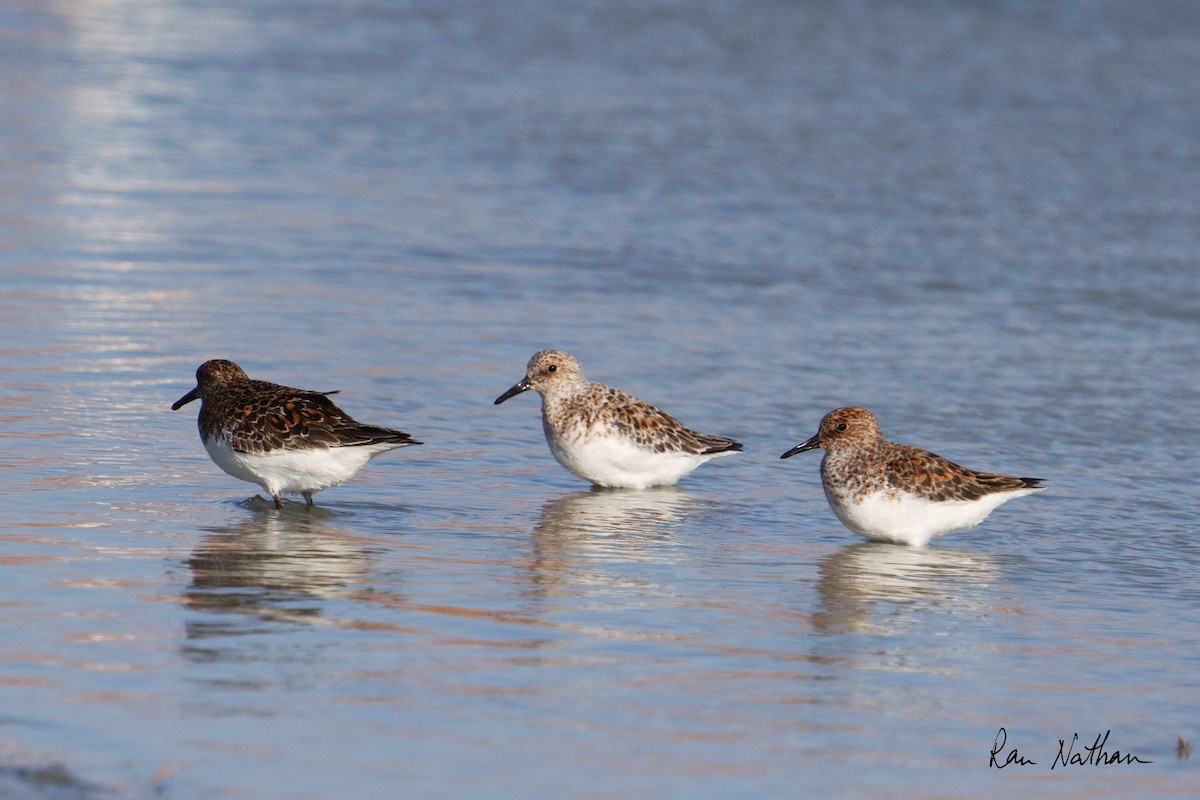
[547,364,557,373]
[835,422,848,432]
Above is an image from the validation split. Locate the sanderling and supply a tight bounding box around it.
[781,406,1044,546]
[172,359,420,509]
[494,350,741,489]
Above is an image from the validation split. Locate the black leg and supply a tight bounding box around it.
[272,494,283,510]
[303,492,314,508]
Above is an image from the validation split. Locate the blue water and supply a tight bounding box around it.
[1,1,1197,797]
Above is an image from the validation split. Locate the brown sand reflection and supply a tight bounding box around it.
[813,541,1002,634]
[525,488,699,599]
[182,500,384,637]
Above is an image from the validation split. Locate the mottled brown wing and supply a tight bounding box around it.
[884,445,1039,502]
[200,380,416,453]
[323,419,420,449]
[596,386,742,455]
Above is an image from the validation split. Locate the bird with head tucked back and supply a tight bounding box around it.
[172,359,420,509]
[495,350,742,489]
[781,406,1044,546]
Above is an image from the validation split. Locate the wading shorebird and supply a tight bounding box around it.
[495,350,741,489]
[782,406,1044,546]
[172,359,420,509]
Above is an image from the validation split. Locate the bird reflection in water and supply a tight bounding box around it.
[525,487,702,599]
[182,498,376,639]
[813,541,1002,635]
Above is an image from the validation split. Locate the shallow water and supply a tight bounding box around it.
[1,0,1198,797]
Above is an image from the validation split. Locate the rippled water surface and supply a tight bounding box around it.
[1,1,1198,797]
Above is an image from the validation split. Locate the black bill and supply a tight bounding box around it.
[494,378,532,405]
[171,386,201,410]
[780,434,821,459]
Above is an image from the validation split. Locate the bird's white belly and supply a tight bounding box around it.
[545,431,714,489]
[203,436,381,497]
[825,485,1034,547]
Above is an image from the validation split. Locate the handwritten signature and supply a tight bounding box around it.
[990,727,1152,769]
